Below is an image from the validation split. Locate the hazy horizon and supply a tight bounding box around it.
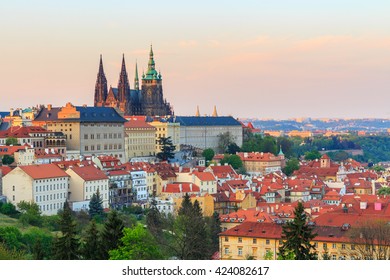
[1,0,390,119]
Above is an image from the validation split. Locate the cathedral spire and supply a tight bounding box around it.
[134,61,139,91]
[212,105,218,117]
[144,44,159,80]
[118,54,130,104]
[94,54,108,106]
[195,105,200,117]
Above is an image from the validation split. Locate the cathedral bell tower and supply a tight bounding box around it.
[117,54,131,114]
[141,45,171,116]
[94,55,108,107]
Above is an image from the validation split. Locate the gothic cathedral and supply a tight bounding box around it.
[94,46,173,116]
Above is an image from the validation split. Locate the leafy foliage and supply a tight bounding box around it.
[220,154,243,169]
[1,155,14,165]
[81,219,104,260]
[17,201,42,227]
[109,224,163,260]
[217,132,236,154]
[202,148,215,163]
[5,137,18,146]
[282,158,300,176]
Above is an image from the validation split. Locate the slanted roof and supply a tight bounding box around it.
[175,116,241,126]
[19,164,69,179]
[69,165,108,181]
[34,106,126,123]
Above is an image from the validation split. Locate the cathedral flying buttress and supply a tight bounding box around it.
[94,45,173,116]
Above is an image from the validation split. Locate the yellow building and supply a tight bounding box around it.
[124,118,156,160]
[287,130,313,138]
[33,103,127,160]
[2,164,70,215]
[174,193,215,217]
[148,119,180,154]
[237,152,284,176]
[219,221,390,260]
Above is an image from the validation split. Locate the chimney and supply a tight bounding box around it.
[276,204,279,210]
[179,184,182,193]
[371,181,376,195]
[47,104,52,111]
[190,183,193,192]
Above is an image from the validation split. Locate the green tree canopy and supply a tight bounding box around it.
[202,148,215,163]
[109,224,163,260]
[53,200,80,260]
[220,154,243,169]
[378,187,390,196]
[217,132,235,154]
[17,201,42,227]
[100,210,124,259]
[5,137,18,146]
[88,188,104,219]
[156,136,176,161]
[304,150,322,160]
[1,155,14,165]
[81,219,104,260]
[282,158,300,176]
[278,202,317,260]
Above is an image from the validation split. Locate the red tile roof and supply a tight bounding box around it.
[19,164,69,179]
[192,171,216,181]
[124,120,156,129]
[0,145,25,156]
[0,165,13,176]
[69,165,108,181]
[0,126,49,138]
[220,222,283,239]
[163,183,200,193]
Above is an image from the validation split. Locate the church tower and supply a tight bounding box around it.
[141,45,172,116]
[94,55,108,107]
[117,54,131,114]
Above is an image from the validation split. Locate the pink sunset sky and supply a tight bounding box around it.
[1,0,389,119]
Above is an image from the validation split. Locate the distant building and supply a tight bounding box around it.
[148,117,180,153]
[93,46,172,116]
[236,151,285,176]
[124,117,156,160]
[176,115,243,151]
[33,102,126,160]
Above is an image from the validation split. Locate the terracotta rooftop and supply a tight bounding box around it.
[69,165,108,181]
[19,164,69,179]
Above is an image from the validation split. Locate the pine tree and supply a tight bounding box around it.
[156,136,176,161]
[278,201,317,260]
[89,188,104,219]
[82,219,104,260]
[172,195,210,260]
[146,196,164,238]
[32,238,45,260]
[100,210,124,259]
[53,200,80,260]
[207,211,222,255]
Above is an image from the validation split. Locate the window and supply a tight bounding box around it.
[341,244,346,250]
[84,134,88,139]
[323,243,327,250]
[238,237,242,243]
[314,242,318,248]
[224,247,229,255]
[85,145,89,151]
[253,238,257,244]
[90,134,94,139]
[266,239,270,245]
[351,245,355,250]
[332,255,337,260]
[332,243,337,249]
[224,236,229,242]
[238,247,243,256]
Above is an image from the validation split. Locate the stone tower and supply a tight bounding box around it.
[141,45,172,116]
[117,54,131,113]
[94,55,108,107]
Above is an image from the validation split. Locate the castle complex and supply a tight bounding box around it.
[94,46,172,116]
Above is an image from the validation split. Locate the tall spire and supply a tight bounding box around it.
[94,54,108,106]
[212,105,218,117]
[144,44,159,80]
[195,105,200,117]
[134,61,139,91]
[118,54,130,103]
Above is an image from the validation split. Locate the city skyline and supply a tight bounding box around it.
[1,0,390,119]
